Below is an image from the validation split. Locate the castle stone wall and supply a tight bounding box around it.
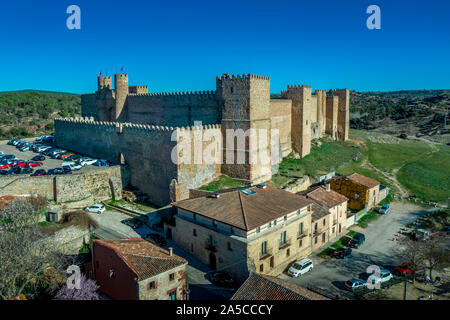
[126,91,219,127]
[326,96,339,140]
[270,99,292,157]
[81,94,99,119]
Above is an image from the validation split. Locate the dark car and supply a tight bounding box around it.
[31,169,46,176]
[45,169,57,175]
[62,166,72,174]
[31,155,45,161]
[21,167,33,174]
[145,233,167,246]
[349,233,365,248]
[210,271,236,288]
[334,247,352,259]
[7,166,21,175]
[0,169,8,175]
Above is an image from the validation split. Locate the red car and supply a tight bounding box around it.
[14,161,27,168]
[0,164,11,169]
[31,169,46,176]
[27,161,43,168]
[394,263,414,276]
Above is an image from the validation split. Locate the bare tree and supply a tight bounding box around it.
[418,236,449,279]
[394,237,425,284]
[0,198,72,300]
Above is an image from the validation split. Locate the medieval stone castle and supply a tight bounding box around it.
[55,73,349,206]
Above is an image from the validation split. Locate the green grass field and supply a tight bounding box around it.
[199,174,245,192]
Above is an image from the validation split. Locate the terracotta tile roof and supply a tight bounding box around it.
[172,186,313,231]
[299,186,348,208]
[231,273,329,300]
[310,202,331,222]
[93,238,187,280]
[347,173,379,189]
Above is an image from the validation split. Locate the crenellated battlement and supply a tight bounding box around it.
[127,90,216,97]
[216,73,270,81]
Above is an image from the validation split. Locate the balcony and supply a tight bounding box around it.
[259,248,273,260]
[205,240,217,252]
[279,237,292,249]
[297,232,308,239]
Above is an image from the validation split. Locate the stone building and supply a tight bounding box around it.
[328,173,380,211]
[298,184,349,248]
[168,185,315,284]
[91,238,188,300]
[55,73,350,206]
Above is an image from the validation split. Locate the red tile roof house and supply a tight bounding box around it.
[298,184,349,247]
[231,273,329,300]
[92,238,188,300]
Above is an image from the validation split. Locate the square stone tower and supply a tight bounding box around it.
[326,95,339,140]
[315,89,327,134]
[331,89,350,141]
[286,85,312,158]
[217,74,272,183]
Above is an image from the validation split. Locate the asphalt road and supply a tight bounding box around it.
[279,201,440,299]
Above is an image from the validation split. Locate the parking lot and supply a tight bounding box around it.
[279,201,442,299]
[0,138,105,175]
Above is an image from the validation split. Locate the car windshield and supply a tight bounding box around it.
[292,263,302,269]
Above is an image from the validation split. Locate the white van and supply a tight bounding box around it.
[62,162,82,171]
[288,258,314,277]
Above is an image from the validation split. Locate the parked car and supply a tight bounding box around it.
[0,164,11,170]
[62,162,82,171]
[344,278,368,292]
[1,154,15,161]
[31,169,46,176]
[394,262,414,276]
[14,161,28,168]
[349,233,365,248]
[85,204,106,214]
[59,153,74,160]
[7,167,21,175]
[37,146,51,153]
[27,161,43,168]
[367,269,393,286]
[379,205,390,214]
[79,157,98,166]
[287,258,313,277]
[45,169,57,175]
[210,271,236,288]
[31,155,45,161]
[145,233,167,246]
[22,167,33,174]
[334,247,352,259]
[95,159,110,166]
[0,170,8,175]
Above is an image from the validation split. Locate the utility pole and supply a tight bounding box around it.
[403,275,407,300]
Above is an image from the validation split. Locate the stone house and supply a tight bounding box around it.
[91,238,188,300]
[299,184,349,246]
[231,273,329,300]
[328,173,380,211]
[169,185,315,284]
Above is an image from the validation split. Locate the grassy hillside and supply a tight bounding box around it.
[271,129,450,203]
[0,91,81,139]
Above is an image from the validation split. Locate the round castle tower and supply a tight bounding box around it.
[114,73,128,121]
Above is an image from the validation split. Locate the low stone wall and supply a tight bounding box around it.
[0,166,122,205]
[282,176,312,193]
[51,225,91,255]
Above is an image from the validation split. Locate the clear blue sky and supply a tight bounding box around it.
[0,0,449,93]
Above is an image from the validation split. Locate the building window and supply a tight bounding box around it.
[314,237,318,244]
[323,219,326,226]
[256,227,260,233]
[193,213,197,221]
[227,242,233,251]
[149,281,156,290]
[281,231,286,245]
[212,220,217,228]
[299,239,303,247]
[314,223,318,233]
[270,257,274,269]
[191,243,194,252]
[297,209,300,215]
[332,226,335,234]
[169,273,175,281]
[273,220,277,226]
[169,290,177,300]
[286,248,290,257]
[299,222,303,235]
[260,264,264,272]
[109,269,115,278]
[284,215,287,221]
[230,226,234,234]
[322,233,326,243]
[193,229,197,236]
[261,241,267,256]
[230,86,234,94]
[268,222,272,228]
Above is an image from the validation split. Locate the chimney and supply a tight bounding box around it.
[326,183,330,192]
[168,247,173,256]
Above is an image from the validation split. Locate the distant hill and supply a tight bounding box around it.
[350,90,449,144]
[0,91,81,140]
